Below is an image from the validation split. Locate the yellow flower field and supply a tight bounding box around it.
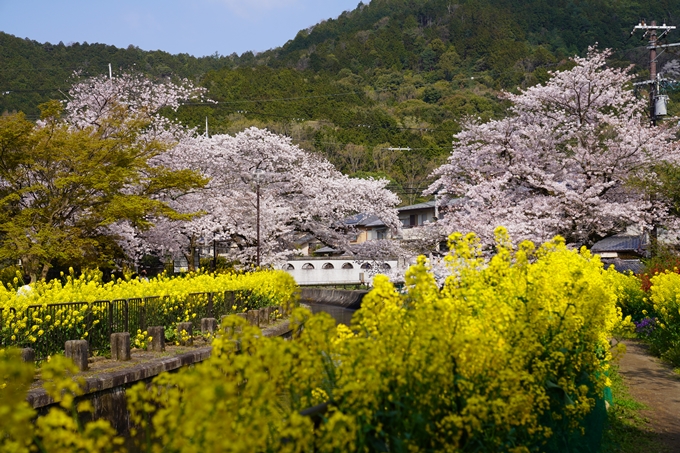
[124,228,629,452]
[0,269,297,357]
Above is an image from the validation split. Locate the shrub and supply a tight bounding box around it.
[0,349,124,452]
[127,228,626,452]
[647,271,680,366]
[608,269,651,322]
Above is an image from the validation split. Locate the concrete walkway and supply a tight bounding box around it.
[618,340,680,452]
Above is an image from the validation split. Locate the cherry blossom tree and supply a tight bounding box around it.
[62,71,207,143]
[0,73,208,279]
[428,48,680,246]
[145,127,401,267]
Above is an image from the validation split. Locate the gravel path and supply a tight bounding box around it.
[618,340,680,452]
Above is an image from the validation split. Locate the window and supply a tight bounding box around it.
[361,263,372,270]
[409,214,417,227]
[322,263,335,270]
[302,263,315,270]
[381,263,391,270]
[283,263,295,270]
[376,229,387,240]
[342,263,354,269]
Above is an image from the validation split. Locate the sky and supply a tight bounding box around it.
[0,0,365,57]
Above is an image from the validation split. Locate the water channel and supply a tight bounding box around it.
[307,303,357,326]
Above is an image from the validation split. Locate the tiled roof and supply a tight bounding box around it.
[601,259,644,274]
[591,235,646,253]
[397,201,436,211]
[344,213,386,227]
[315,246,339,254]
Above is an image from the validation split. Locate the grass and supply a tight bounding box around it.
[600,364,667,453]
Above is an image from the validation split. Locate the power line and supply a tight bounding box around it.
[1,88,67,94]
[185,106,459,133]
[181,90,372,105]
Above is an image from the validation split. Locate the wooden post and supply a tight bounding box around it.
[21,348,35,364]
[246,310,259,327]
[201,318,217,335]
[207,293,214,318]
[177,322,193,346]
[110,332,131,361]
[147,326,165,352]
[258,308,268,326]
[65,340,89,371]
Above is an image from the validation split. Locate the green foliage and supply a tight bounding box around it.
[0,266,22,288]
[3,0,677,204]
[0,350,125,452]
[646,271,680,366]
[0,106,207,279]
[609,270,649,322]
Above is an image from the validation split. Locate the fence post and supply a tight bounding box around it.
[226,291,235,313]
[124,300,129,333]
[246,310,259,327]
[140,301,146,331]
[85,306,93,352]
[207,293,214,318]
[201,318,217,335]
[21,348,35,364]
[108,301,113,337]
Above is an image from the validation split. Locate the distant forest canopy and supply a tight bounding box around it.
[3,0,680,204]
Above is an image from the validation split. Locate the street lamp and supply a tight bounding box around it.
[254,169,264,268]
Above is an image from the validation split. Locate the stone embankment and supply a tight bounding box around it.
[26,309,292,433]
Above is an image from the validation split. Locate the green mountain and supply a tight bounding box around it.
[2,0,679,203]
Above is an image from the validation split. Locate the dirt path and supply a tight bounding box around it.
[618,340,680,452]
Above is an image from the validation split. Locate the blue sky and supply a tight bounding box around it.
[0,0,365,57]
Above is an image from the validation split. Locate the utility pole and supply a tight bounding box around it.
[631,21,677,125]
[212,233,217,272]
[256,180,261,268]
[631,20,679,253]
[255,170,262,268]
[650,21,658,123]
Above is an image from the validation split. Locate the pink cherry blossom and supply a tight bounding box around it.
[428,48,680,246]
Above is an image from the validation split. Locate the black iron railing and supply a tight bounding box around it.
[1,290,254,362]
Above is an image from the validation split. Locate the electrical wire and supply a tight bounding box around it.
[186,106,459,133]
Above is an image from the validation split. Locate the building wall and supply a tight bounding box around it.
[282,258,398,285]
[351,230,370,245]
[398,208,436,228]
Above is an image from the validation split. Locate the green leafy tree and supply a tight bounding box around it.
[0,103,204,280]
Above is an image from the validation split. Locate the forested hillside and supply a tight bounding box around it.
[3,0,680,203]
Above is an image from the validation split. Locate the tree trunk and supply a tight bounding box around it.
[40,263,50,281]
[184,235,198,271]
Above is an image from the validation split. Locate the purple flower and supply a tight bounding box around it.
[634,317,657,337]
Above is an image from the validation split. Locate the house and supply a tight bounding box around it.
[344,213,392,244]
[398,201,438,229]
[591,234,648,274]
[343,201,442,245]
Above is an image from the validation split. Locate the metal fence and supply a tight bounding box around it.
[0,290,254,362]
